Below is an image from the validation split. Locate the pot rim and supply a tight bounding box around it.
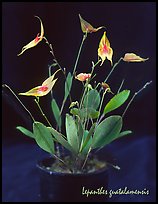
[36,157,109,177]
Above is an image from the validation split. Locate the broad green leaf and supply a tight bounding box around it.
[83,89,100,110]
[75,117,84,146]
[16,126,34,139]
[64,72,72,101]
[70,107,99,119]
[51,99,62,129]
[33,122,54,154]
[79,130,92,158]
[118,130,132,138]
[87,109,100,119]
[92,115,122,149]
[66,114,79,153]
[70,108,79,116]
[47,127,75,154]
[80,123,96,153]
[104,90,130,115]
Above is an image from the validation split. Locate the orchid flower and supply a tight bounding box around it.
[98,31,113,66]
[17,16,44,56]
[101,82,114,94]
[75,73,91,81]
[19,69,60,97]
[123,53,149,62]
[79,14,105,33]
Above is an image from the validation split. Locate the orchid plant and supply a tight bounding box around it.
[3,15,152,173]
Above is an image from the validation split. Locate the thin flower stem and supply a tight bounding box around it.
[34,98,52,127]
[117,78,125,94]
[122,81,152,118]
[2,84,35,122]
[79,60,101,109]
[96,90,106,125]
[90,59,102,77]
[72,33,87,76]
[104,57,123,83]
[79,82,88,109]
[97,113,105,125]
[94,82,101,90]
[45,37,73,126]
[48,65,54,100]
[82,147,92,170]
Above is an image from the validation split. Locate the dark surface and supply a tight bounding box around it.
[2,135,156,202]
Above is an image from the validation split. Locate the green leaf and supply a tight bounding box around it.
[104,90,130,115]
[64,72,73,101]
[80,123,96,153]
[70,107,99,119]
[33,122,54,154]
[83,89,100,110]
[92,115,122,149]
[66,114,79,153]
[79,130,92,158]
[51,99,62,129]
[16,126,34,139]
[118,130,132,138]
[70,108,79,116]
[87,108,99,119]
[47,127,75,154]
[75,117,84,146]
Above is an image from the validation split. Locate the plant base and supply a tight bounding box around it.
[37,157,109,202]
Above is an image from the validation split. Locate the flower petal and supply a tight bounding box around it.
[123,53,149,62]
[35,16,44,39]
[79,14,105,33]
[19,86,44,96]
[17,16,44,56]
[19,78,58,97]
[40,78,58,96]
[42,69,61,86]
[98,32,113,66]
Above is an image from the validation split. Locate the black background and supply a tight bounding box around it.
[2,2,156,202]
[2,2,156,141]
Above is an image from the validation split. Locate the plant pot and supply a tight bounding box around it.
[37,157,109,202]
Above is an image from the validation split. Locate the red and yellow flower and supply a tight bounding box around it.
[17,16,44,56]
[98,32,113,66]
[19,69,60,97]
[79,14,105,33]
[101,82,114,94]
[75,73,91,82]
[123,53,149,62]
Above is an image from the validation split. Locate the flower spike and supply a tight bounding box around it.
[79,14,105,33]
[19,69,61,97]
[123,53,149,62]
[17,16,44,56]
[98,32,113,66]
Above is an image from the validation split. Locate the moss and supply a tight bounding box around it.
[43,155,108,174]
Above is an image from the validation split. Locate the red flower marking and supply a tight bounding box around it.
[103,44,108,53]
[35,33,41,43]
[38,86,48,92]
